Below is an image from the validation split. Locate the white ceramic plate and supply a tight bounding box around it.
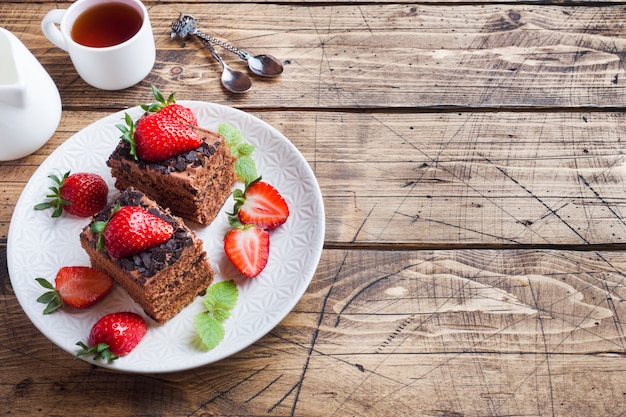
[7,101,325,373]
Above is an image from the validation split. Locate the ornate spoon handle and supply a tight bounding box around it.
[171,13,283,77]
[193,29,249,61]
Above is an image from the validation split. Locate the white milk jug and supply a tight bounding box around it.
[0,27,61,160]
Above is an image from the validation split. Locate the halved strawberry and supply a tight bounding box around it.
[224,225,270,278]
[36,266,113,314]
[232,180,289,230]
[34,171,108,218]
[91,204,174,258]
[76,312,147,363]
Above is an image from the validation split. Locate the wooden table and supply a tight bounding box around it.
[2,1,626,415]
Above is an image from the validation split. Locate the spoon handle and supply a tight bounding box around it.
[198,36,225,65]
[193,29,249,60]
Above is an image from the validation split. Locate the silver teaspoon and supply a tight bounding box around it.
[201,38,252,94]
[171,13,283,77]
[194,30,283,77]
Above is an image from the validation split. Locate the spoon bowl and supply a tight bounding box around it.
[204,39,251,93]
[171,14,283,79]
[247,54,283,77]
[220,60,252,93]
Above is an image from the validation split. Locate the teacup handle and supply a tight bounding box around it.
[41,9,68,52]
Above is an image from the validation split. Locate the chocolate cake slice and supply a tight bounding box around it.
[80,187,214,323]
[107,126,237,225]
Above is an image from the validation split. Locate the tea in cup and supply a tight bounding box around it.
[41,0,155,90]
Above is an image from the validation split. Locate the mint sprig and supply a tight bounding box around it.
[194,280,238,351]
[219,123,258,186]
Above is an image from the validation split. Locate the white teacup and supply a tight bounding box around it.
[41,0,155,90]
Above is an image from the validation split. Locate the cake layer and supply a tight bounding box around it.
[80,187,215,323]
[107,126,237,225]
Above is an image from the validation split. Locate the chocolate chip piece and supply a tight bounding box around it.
[174,160,188,171]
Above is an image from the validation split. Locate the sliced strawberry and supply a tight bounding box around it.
[36,266,113,313]
[91,204,174,258]
[224,225,270,278]
[76,312,147,363]
[234,180,289,229]
[34,171,108,218]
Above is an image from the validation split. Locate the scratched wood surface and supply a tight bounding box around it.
[6,4,626,110]
[2,249,626,415]
[2,1,626,417]
[3,110,626,247]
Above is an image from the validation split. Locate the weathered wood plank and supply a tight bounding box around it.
[2,248,625,416]
[2,111,626,247]
[10,0,626,4]
[4,4,626,110]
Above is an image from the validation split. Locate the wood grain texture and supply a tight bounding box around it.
[2,111,626,247]
[2,0,626,416]
[2,248,625,416]
[4,4,626,109]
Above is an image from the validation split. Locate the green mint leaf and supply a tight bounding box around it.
[234,156,258,185]
[235,142,255,157]
[194,312,225,351]
[219,122,243,147]
[203,295,216,312]
[194,280,238,351]
[218,123,257,184]
[213,308,231,322]
[206,280,239,311]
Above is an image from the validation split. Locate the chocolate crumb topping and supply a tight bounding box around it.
[106,133,223,175]
[89,188,193,278]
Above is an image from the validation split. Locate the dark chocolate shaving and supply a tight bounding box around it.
[88,187,194,278]
[107,133,223,175]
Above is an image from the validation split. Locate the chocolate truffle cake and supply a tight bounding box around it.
[107,126,237,225]
[80,187,214,323]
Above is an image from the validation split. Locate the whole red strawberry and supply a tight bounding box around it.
[117,86,201,162]
[224,225,270,278]
[233,180,289,230]
[36,266,113,314]
[34,171,108,217]
[156,103,198,126]
[76,312,147,363]
[91,204,174,258]
[133,112,202,161]
[116,109,202,162]
[141,85,198,126]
